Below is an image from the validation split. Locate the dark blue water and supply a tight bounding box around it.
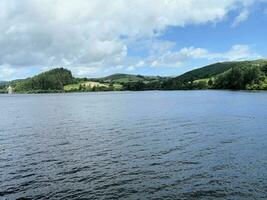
[1,91,267,199]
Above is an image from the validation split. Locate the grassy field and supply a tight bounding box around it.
[193,78,210,83]
[64,81,123,92]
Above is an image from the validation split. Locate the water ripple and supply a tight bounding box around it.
[1,91,267,199]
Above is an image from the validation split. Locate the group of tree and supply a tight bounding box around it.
[121,80,165,91]
[11,68,74,93]
[213,65,262,89]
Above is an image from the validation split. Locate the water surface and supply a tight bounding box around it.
[1,91,267,199]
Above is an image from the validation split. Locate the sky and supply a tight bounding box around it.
[0,0,267,80]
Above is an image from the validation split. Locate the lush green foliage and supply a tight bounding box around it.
[88,73,168,91]
[162,60,267,90]
[64,81,123,92]
[12,68,74,92]
[213,65,261,89]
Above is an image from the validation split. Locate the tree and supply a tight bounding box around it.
[243,66,261,85]
[208,79,213,87]
[13,68,74,92]
[261,64,267,74]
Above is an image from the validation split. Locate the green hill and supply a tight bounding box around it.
[92,73,166,84]
[175,62,238,83]
[163,59,267,90]
[11,68,74,93]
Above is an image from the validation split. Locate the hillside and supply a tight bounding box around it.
[11,68,74,93]
[175,62,238,82]
[163,59,267,90]
[177,60,266,81]
[92,73,167,84]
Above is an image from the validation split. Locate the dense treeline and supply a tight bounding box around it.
[12,68,74,93]
[213,65,261,89]
[122,80,164,91]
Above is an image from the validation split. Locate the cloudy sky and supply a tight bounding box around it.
[0,0,267,80]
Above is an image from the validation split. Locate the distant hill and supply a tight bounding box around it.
[174,62,237,83]
[92,73,167,84]
[175,60,267,82]
[163,59,267,90]
[0,81,8,86]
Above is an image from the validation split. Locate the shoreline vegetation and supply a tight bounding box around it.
[1,59,267,94]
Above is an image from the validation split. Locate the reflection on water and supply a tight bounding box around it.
[1,91,267,199]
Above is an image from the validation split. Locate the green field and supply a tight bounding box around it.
[64,81,123,92]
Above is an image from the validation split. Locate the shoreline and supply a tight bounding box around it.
[1,89,267,95]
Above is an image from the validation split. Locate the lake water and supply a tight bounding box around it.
[1,91,267,199]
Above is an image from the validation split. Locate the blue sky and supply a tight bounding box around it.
[0,0,267,80]
[127,2,267,76]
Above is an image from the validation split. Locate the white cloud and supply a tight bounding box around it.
[222,44,260,60]
[0,0,262,78]
[0,65,16,80]
[0,65,30,81]
[231,9,250,27]
[74,67,100,77]
[128,44,261,70]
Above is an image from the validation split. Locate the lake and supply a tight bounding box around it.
[1,91,267,199]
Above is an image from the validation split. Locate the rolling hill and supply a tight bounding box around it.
[2,59,267,93]
[91,73,168,84]
[163,59,267,90]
